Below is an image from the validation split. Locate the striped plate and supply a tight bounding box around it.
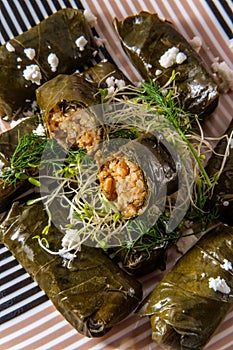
[0,1,233,350]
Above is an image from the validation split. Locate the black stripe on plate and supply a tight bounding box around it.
[206,0,233,39]
[18,0,37,27]
[38,0,53,16]
[0,276,35,298]
[6,0,28,33]
[0,294,48,324]
[0,247,12,260]
[1,259,19,273]
[24,0,47,23]
[0,1,20,38]
[0,286,43,312]
[0,267,27,286]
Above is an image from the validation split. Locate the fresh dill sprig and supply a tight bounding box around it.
[0,133,48,187]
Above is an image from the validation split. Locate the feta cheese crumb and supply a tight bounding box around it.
[6,42,15,52]
[17,65,21,69]
[211,60,233,93]
[17,57,22,62]
[220,259,232,271]
[0,159,5,169]
[24,48,36,60]
[105,76,126,98]
[176,52,187,64]
[75,36,88,51]
[159,46,179,68]
[32,123,46,137]
[189,36,202,53]
[106,76,115,87]
[115,79,126,89]
[47,53,59,72]
[155,69,162,76]
[159,46,187,68]
[84,9,97,28]
[208,276,231,294]
[22,64,42,85]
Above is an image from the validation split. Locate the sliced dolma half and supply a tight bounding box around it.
[113,11,219,117]
[0,115,40,213]
[138,224,233,350]
[36,73,102,151]
[0,8,97,118]
[206,119,233,226]
[0,201,142,337]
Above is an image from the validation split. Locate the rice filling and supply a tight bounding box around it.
[98,156,147,219]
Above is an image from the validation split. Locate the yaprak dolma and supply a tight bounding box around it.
[113,11,219,117]
[0,201,142,337]
[0,8,97,118]
[138,224,233,350]
[206,119,233,226]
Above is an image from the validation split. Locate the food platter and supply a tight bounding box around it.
[0,1,232,349]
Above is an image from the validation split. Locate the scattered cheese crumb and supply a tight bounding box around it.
[32,123,46,137]
[17,57,22,62]
[208,276,231,294]
[176,52,187,64]
[0,159,5,169]
[6,42,15,52]
[220,259,232,271]
[159,46,187,68]
[75,36,88,51]
[17,65,21,69]
[47,52,59,72]
[189,36,202,53]
[84,9,97,28]
[211,60,233,93]
[22,64,42,85]
[24,48,36,60]
[105,75,126,98]
[155,69,162,76]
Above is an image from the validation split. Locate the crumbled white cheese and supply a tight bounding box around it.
[32,123,46,137]
[0,159,5,169]
[145,63,152,69]
[155,69,162,76]
[159,46,179,68]
[22,64,42,85]
[211,60,233,93]
[17,65,21,69]
[208,276,231,294]
[159,46,187,68]
[22,100,38,118]
[94,36,106,47]
[176,52,187,64]
[24,48,36,60]
[106,86,115,97]
[17,57,22,62]
[6,42,15,52]
[47,53,59,72]
[189,36,202,53]
[201,273,207,278]
[106,76,115,87]
[84,9,97,28]
[75,36,88,51]
[105,76,126,98]
[220,259,232,271]
[115,79,126,89]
